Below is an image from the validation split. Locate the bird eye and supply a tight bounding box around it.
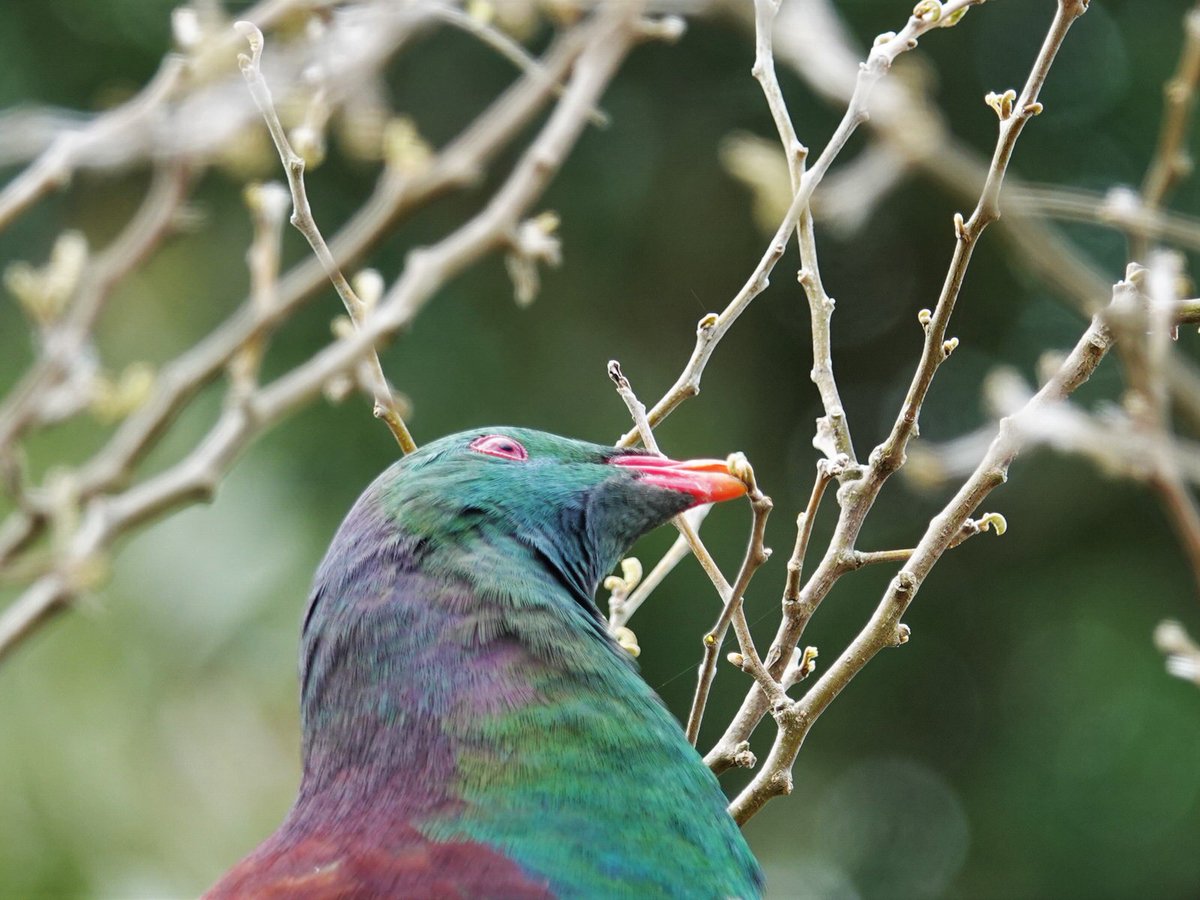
[469,434,529,461]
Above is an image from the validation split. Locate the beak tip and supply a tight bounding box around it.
[610,454,747,507]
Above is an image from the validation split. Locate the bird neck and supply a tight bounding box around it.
[293,505,635,821]
[282,504,760,899]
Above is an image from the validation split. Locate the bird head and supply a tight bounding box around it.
[365,427,747,609]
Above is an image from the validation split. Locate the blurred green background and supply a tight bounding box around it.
[2,0,1199,897]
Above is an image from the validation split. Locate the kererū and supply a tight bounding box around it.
[205,428,763,898]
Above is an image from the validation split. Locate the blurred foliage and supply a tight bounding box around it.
[2,0,1200,897]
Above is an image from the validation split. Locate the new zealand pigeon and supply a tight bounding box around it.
[205,427,763,898]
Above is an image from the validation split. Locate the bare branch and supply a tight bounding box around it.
[705,455,837,772]
[607,359,779,733]
[607,506,711,632]
[430,5,608,128]
[0,163,192,458]
[767,0,1112,318]
[729,279,1112,825]
[684,466,776,745]
[782,458,836,604]
[617,0,989,449]
[1140,5,1200,219]
[0,20,597,586]
[0,55,188,232]
[873,0,1087,478]
[1122,9,1200,591]
[1104,256,1200,593]
[607,360,661,454]
[849,548,913,568]
[229,182,289,399]
[848,512,1006,569]
[28,25,592,506]
[711,0,1089,812]
[1011,184,1200,254]
[0,6,645,665]
[752,0,854,462]
[235,20,416,454]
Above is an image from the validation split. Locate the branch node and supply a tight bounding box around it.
[604,556,644,597]
[612,625,641,658]
[912,1,942,24]
[635,15,686,44]
[731,741,757,769]
[985,88,1018,120]
[772,771,795,796]
[977,511,1008,535]
[782,645,820,686]
[943,6,970,27]
[352,269,384,313]
[505,211,562,307]
[953,211,967,241]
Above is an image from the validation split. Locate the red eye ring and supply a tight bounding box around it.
[469,434,528,461]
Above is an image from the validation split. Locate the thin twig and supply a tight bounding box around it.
[752,0,854,462]
[229,182,289,400]
[607,360,660,453]
[709,0,1088,791]
[766,0,1112,321]
[1011,184,1200,254]
[431,5,608,128]
[608,359,780,737]
[0,164,192,455]
[782,459,835,605]
[608,361,747,623]
[1106,257,1200,594]
[705,456,834,771]
[607,507,711,631]
[1123,9,1200,591]
[684,471,775,745]
[0,6,645,665]
[0,56,188,232]
[848,512,1007,568]
[1139,4,1200,226]
[873,0,1086,478]
[728,277,1113,825]
[617,0,988,449]
[850,548,913,568]
[3,24,591,519]
[236,21,417,455]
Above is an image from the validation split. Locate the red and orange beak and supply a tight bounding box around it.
[608,454,747,506]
